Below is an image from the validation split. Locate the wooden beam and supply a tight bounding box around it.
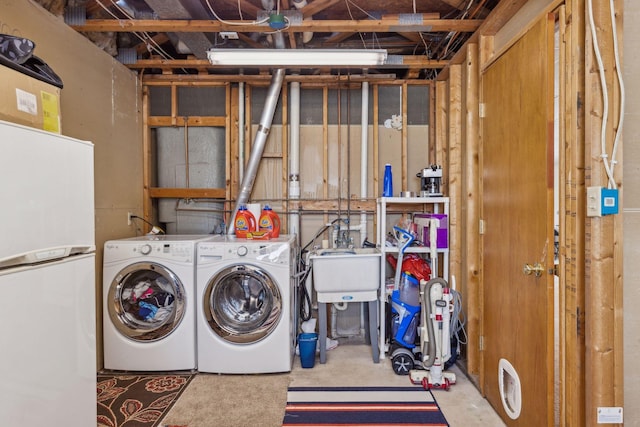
[323,31,356,44]
[135,34,169,54]
[141,73,403,85]
[70,18,483,33]
[125,56,449,72]
[214,0,262,18]
[238,33,266,49]
[476,0,530,35]
[298,0,344,19]
[147,116,226,126]
[228,83,237,222]
[462,42,481,382]
[438,0,492,17]
[149,187,226,198]
[142,85,152,232]
[562,2,586,425]
[583,0,624,421]
[447,63,462,316]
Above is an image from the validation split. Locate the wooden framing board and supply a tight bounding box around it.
[582,0,624,423]
[72,18,483,34]
[373,85,380,235]
[461,42,481,382]
[435,81,449,178]
[557,5,575,426]
[142,85,152,231]
[447,64,463,307]
[281,83,290,233]
[226,83,234,224]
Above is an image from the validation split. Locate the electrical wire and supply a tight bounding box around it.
[449,288,468,351]
[587,0,624,190]
[203,0,270,26]
[237,0,244,21]
[345,0,379,21]
[95,0,176,61]
[344,0,367,49]
[607,0,625,183]
[131,215,165,235]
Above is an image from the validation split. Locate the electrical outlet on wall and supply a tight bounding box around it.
[587,187,619,217]
[127,212,133,226]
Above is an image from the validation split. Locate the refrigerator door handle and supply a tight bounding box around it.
[0,244,96,268]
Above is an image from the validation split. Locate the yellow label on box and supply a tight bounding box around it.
[41,90,60,133]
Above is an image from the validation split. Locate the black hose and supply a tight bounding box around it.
[297,254,313,322]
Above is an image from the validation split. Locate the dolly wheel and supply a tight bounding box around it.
[391,350,414,375]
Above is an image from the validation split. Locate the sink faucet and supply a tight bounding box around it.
[336,230,354,249]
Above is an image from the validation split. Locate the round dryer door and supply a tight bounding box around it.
[204,264,282,344]
[108,262,186,342]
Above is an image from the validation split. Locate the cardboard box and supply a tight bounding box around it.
[413,213,448,249]
[0,65,61,133]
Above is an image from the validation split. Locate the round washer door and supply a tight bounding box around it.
[108,262,186,342]
[204,264,282,344]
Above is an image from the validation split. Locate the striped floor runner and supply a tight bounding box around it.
[282,386,449,426]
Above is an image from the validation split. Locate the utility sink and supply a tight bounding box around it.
[309,247,381,303]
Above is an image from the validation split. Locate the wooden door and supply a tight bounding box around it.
[480,14,555,427]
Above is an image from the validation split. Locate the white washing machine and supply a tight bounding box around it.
[196,235,298,373]
[102,235,213,371]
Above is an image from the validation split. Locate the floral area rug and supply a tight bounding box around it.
[97,373,194,427]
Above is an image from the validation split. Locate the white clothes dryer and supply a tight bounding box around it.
[103,235,213,371]
[196,235,298,374]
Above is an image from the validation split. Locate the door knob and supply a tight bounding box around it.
[523,263,544,277]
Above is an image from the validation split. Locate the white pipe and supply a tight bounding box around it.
[292,0,313,44]
[333,302,349,311]
[330,303,351,339]
[359,82,369,247]
[289,80,301,237]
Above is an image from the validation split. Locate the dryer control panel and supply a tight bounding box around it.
[105,241,195,263]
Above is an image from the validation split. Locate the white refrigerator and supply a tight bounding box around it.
[0,120,96,426]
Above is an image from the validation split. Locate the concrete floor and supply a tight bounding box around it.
[290,338,506,426]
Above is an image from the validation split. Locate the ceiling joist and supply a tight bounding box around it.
[127,56,448,72]
[71,18,483,34]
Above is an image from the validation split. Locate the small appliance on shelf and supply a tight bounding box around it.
[417,164,443,197]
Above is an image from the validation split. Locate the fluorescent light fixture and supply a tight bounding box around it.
[207,49,387,67]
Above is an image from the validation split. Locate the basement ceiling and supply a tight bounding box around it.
[37,0,501,79]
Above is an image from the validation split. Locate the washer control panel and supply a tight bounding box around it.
[197,241,290,264]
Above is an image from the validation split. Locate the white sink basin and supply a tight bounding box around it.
[309,248,381,302]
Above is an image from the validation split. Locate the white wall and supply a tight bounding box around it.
[624,0,640,425]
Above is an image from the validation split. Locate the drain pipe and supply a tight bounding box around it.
[289,78,301,238]
[228,34,286,235]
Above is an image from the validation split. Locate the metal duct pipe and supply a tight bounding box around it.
[289,79,301,238]
[228,33,286,234]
